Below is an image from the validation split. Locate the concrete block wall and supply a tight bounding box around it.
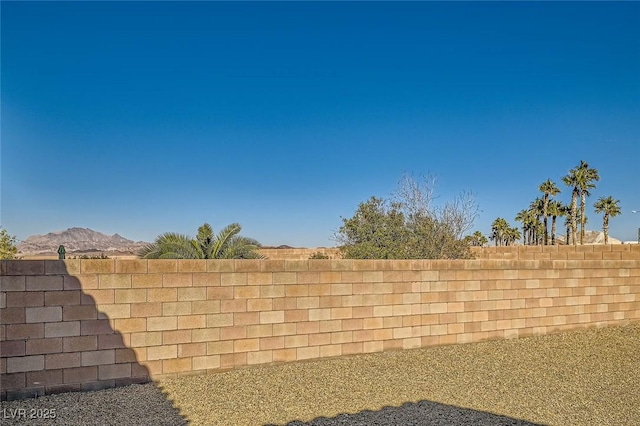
[1,248,639,400]
[471,244,640,260]
[258,248,341,260]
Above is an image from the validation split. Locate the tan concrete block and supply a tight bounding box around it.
[283,335,307,348]
[318,319,342,333]
[362,317,383,329]
[45,321,80,338]
[147,260,177,273]
[112,318,146,333]
[246,298,272,312]
[162,301,192,316]
[260,285,285,298]
[178,314,206,329]
[220,325,247,340]
[221,299,247,313]
[206,260,235,272]
[272,323,296,336]
[6,291,43,308]
[234,338,260,352]
[0,340,25,357]
[81,349,115,366]
[98,275,131,289]
[260,310,284,324]
[130,274,161,288]
[319,344,342,358]
[98,304,131,319]
[26,369,64,387]
[0,275,26,291]
[220,273,248,287]
[61,336,96,353]
[308,284,332,296]
[175,260,205,273]
[247,272,273,285]
[6,260,45,275]
[330,283,352,296]
[207,341,234,355]
[272,348,297,362]
[25,337,62,355]
[163,358,192,374]
[147,288,177,303]
[247,324,273,338]
[177,287,207,302]
[220,353,247,369]
[81,289,114,305]
[178,342,206,358]
[296,321,319,334]
[342,318,363,331]
[331,307,352,319]
[186,328,218,344]
[26,275,63,291]
[193,355,220,370]
[190,300,220,315]
[98,363,132,380]
[63,366,97,384]
[130,331,162,347]
[147,345,177,360]
[247,350,273,365]
[130,302,162,318]
[114,289,147,304]
[206,313,234,327]
[162,329,192,345]
[147,316,177,331]
[297,346,319,360]
[163,273,193,287]
[115,260,147,274]
[234,312,260,326]
[0,307,26,325]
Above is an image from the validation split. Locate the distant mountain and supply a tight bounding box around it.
[17,227,149,255]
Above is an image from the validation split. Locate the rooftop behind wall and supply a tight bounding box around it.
[1,244,639,400]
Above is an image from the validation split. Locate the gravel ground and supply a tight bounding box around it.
[2,323,638,426]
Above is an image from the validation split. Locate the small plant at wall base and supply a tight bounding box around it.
[139,222,264,259]
[0,227,19,259]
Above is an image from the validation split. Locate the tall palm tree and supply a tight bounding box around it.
[139,223,264,259]
[547,200,565,245]
[504,227,522,246]
[575,161,600,244]
[539,179,560,245]
[515,209,530,245]
[490,217,510,246]
[530,198,545,245]
[593,196,621,244]
[562,167,580,245]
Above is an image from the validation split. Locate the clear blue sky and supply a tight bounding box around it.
[2,2,639,247]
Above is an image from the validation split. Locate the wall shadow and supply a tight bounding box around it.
[274,399,544,426]
[0,260,187,425]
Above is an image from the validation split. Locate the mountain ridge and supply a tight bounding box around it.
[17,227,149,255]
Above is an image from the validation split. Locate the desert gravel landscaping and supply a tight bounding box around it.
[2,323,638,425]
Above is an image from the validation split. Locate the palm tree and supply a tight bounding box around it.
[515,209,531,245]
[547,200,565,245]
[490,217,510,246]
[562,167,580,245]
[504,227,522,246]
[139,223,264,259]
[593,196,621,244]
[539,179,560,245]
[530,198,545,245]
[463,231,488,247]
[575,161,600,244]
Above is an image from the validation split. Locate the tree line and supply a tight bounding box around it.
[490,160,621,246]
